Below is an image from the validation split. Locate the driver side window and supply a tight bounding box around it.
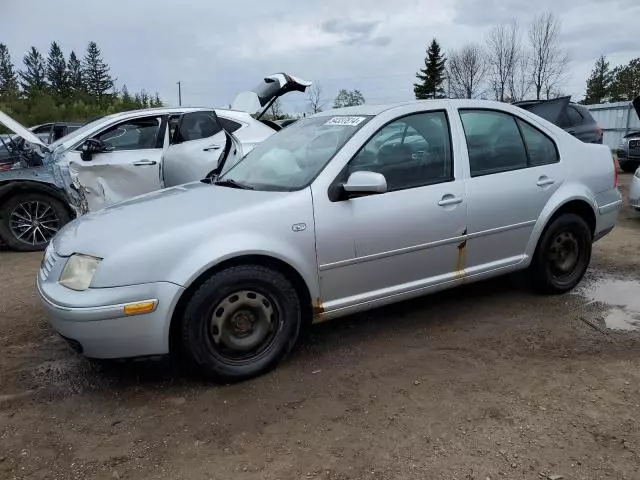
[94,117,162,151]
[348,111,453,192]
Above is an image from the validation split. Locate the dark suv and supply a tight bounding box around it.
[515,97,603,144]
[615,97,640,173]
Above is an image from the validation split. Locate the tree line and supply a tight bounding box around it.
[304,11,638,114]
[412,12,639,105]
[0,41,163,128]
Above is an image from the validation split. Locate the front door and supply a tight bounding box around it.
[162,111,226,187]
[67,115,165,211]
[458,109,563,274]
[312,110,468,312]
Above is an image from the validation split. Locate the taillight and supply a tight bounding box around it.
[595,127,603,144]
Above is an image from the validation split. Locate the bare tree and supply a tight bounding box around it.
[306,83,325,113]
[508,54,533,102]
[486,21,520,102]
[528,12,569,100]
[447,44,488,99]
[266,98,284,119]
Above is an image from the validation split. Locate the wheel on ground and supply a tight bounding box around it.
[528,213,592,294]
[0,192,71,252]
[180,265,302,381]
[619,162,638,173]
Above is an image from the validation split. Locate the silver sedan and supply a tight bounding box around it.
[38,99,621,381]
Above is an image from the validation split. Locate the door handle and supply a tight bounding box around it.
[438,195,463,207]
[133,160,157,166]
[203,145,221,152]
[536,176,555,187]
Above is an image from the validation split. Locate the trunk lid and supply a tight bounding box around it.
[514,96,571,127]
[231,73,312,118]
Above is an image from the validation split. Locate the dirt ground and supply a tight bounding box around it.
[1,175,639,480]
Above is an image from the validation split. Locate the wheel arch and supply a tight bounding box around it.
[168,254,315,354]
[526,193,597,262]
[0,180,75,218]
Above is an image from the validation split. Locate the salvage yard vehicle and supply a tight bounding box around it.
[0,73,310,251]
[616,97,640,173]
[515,97,604,144]
[37,99,621,382]
[630,167,640,211]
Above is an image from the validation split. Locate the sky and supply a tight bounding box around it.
[1,0,639,114]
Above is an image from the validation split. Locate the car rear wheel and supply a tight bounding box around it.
[180,265,302,382]
[528,213,592,294]
[0,193,71,252]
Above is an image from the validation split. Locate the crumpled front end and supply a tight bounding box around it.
[49,148,88,215]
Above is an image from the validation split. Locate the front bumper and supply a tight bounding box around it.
[37,277,184,359]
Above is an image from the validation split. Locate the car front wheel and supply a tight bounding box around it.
[528,213,592,294]
[180,265,302,382]
[0,193,70,252]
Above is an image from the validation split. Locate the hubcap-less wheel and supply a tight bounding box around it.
[209,290,279,363]
[9,200,61,247]
[548,231,579,277]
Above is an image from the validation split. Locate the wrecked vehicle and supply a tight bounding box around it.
[38,99,620,381]
[0,73,311,251]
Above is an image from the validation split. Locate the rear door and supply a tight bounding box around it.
[67,115,165,211]
[459,109,563,275]
[162,111,227,187]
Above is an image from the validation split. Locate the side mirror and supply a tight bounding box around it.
[343,171,387,197]
[80,138,108,161]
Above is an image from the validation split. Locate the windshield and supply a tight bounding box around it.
[219,115,372,191]
[49,113,120,149]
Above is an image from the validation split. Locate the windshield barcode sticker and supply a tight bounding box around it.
[324,116,366,127]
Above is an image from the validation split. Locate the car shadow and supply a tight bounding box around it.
[56,273,527,393]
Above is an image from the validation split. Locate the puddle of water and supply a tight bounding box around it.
[577,275,640,331]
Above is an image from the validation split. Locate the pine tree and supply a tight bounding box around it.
[19,47,48,96]
[67,50,84,94]
[610,58,640,102]
[151,92,163,107]
[583,56,612,104]
[46,41,68,98]
[120,84,133,108]
[414,39,447,99]
[0,43,19,97]
[82,41,114,98]
[333,89,365,108]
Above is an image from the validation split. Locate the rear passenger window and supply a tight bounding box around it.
[460,110,528,177]
[348,111,453,191]
[516,119,559,166]
[219,117,242,133]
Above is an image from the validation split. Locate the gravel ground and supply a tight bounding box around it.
[1,174,639,480]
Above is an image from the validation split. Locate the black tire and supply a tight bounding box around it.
[180,265,302,382]
[0,192,71,252]
[528,213,592,294]
[619,162,638,173]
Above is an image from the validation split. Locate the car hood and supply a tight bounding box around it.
[0,111,48,148]
[52,181,290,257]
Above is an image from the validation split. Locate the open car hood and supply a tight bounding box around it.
[0,110,47,148]
[633,96,640,123]
[514,96,571,127]
[231,73,312,118]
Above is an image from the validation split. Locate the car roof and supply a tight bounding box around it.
[312,99,520,117]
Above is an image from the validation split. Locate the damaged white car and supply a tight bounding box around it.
[0,73,311,251]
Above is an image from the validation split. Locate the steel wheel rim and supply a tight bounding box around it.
[208,290,280,363]
[9,201,60,247]
[548,230,580,277]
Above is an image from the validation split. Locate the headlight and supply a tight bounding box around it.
[59,254,101,291]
